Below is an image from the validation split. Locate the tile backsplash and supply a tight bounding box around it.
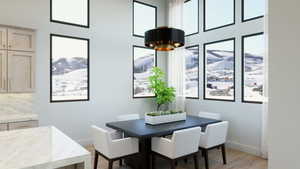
[0,94,34,114]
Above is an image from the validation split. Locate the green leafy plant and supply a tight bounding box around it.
[149,67,176,111]
[147,110,183,116]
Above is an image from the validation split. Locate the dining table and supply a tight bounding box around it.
[106,115,221,169]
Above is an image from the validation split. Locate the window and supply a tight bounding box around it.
[133,1,157,37]
[204,0,235,31]
[50,34,89,102]
[133,46,157,98]
[242,0,265,22]
[204,38,235,101]
[185,45,199,98]
[50,0,89,28]
[242,33,264,103]
[184,0,199,36]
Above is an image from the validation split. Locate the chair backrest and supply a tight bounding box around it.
[172,127,201,158]
[116,114,140,121]
[198,112,221,120]
[91,125,112,156]
[201,121,229,148]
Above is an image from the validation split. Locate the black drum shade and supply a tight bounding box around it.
[145,27,185,51]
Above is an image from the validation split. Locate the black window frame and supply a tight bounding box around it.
[50,34,90,103]
[184,0,200,37]
[241,0,265,22]
[132,45,157,99]
[185,44,200,99]
[132,0,157,38]
[241,32,264,104]
[203,38,236,102]
[50,0,90,28]
[203,0,236,32]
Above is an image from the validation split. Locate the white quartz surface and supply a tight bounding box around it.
[0,94,37,123]
[0,126,91,169]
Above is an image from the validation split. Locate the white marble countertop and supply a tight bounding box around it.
[0,126,91,169]
[0,112,38,123]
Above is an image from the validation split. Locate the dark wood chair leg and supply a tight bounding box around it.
[108,160,113,169]
[175,160,178,166]
[184,158,188,164]
[94,151,99,169]
[152,154,156,169]
[203,149,209,169]
[201,149,205,157]
[119,159,122,166]
[170,160,176,169]
[221,144,227,164]
[193,153,199,169]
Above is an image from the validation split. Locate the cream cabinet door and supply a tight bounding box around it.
[7,51,35,92]
[0,123,8,131]
[0,27,7,50]
[0,50,7,92]
[7,28,35,52]
[8,120,38,130]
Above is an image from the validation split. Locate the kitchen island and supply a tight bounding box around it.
[0,126,91,169]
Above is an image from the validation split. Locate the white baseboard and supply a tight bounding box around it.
[226,140,261,156]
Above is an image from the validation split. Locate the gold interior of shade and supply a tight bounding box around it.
[149,40,184,51]
[154,44,175,51]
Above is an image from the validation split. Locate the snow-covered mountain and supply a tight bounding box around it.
[134,54,154,73]
[186,48,199,69]
[52,57,88,75]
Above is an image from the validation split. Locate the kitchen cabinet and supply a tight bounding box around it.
[0,25,35,93]
[8,120,38,130]
[7,51,35,92]
[0,123,8,131]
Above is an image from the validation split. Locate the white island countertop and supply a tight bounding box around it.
[0,126,91,169]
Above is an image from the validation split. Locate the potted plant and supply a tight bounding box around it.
[145,67,186,125]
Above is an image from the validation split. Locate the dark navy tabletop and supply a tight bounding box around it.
[106,115,221,138]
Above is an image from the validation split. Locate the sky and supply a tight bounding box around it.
[52,0,88,26]
[134,47,155,60]
[52,36,88,60]
[184,0,265,32]
[184,0,198,35]
[134,2,156,36]
[244,34,265,56]
[244,0,265,20]
[206,40,234,52]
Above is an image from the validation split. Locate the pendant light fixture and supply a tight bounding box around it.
[145,27,185,51]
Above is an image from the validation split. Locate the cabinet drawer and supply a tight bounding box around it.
[8,120,38,130]
[0,123,8,131]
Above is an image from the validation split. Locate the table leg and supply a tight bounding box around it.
[140,138,151,169]
[124,138,151,169]
[84,156,92,169]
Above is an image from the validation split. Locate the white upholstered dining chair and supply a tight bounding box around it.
[91,125,139,169]
[151,127,202,169]
[198,121,229,169]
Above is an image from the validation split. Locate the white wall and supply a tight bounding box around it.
[0,0,167,144]
[185,0,264,155]
[268,0,300,168]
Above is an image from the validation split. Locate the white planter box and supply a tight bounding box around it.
[145,112,186,125]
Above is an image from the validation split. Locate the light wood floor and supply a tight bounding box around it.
[85,146,267,169]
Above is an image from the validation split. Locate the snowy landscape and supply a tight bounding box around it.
[205,49,234,100]
[185,47,199,98]
[52,57,88,101]
[243,34,265,102]
[133,48,155,97]
[243,51,264,102]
